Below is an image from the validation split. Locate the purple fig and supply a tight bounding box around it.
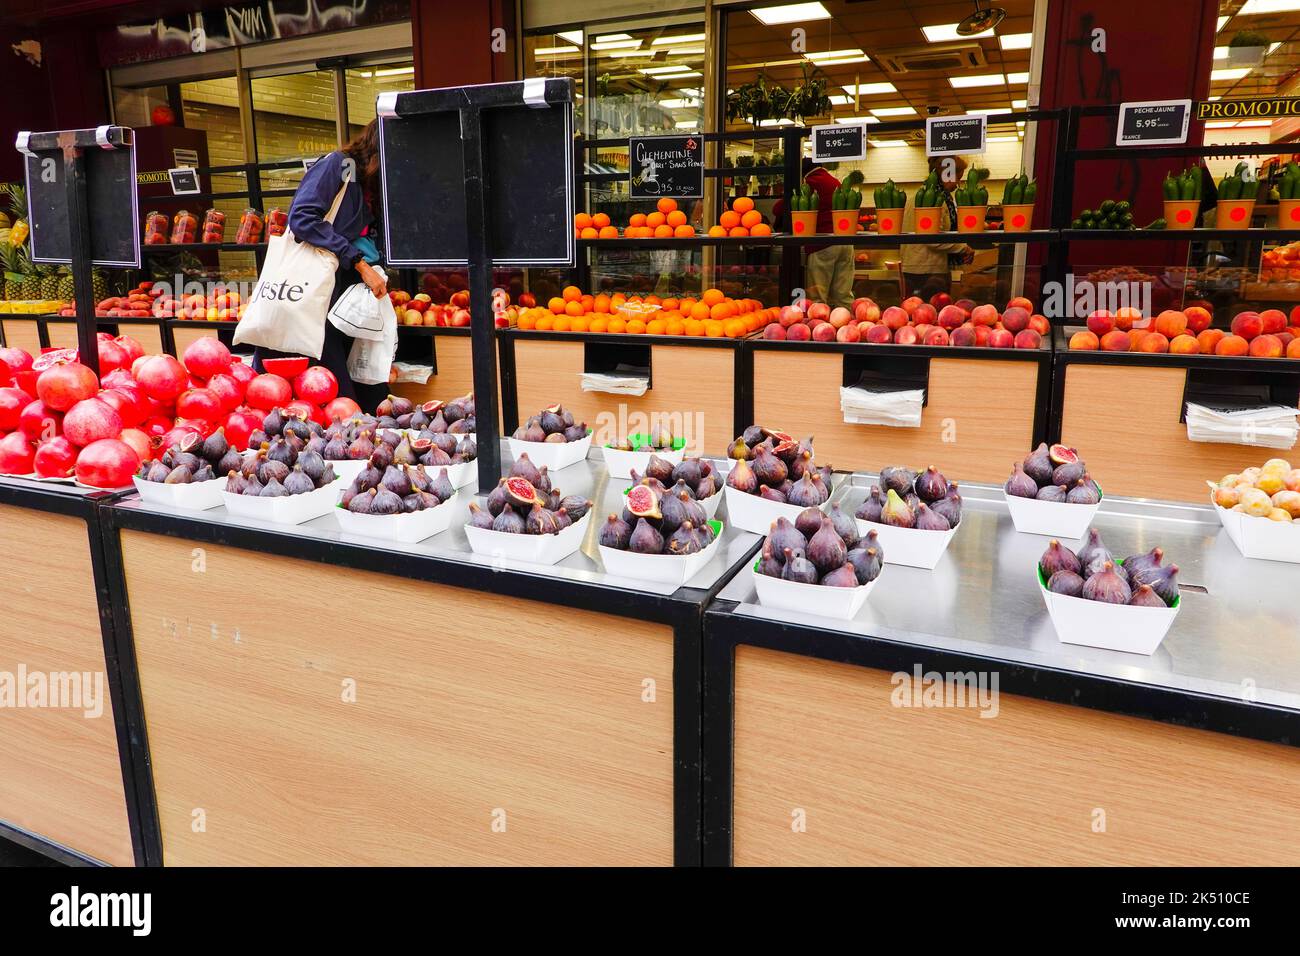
[1130,562,1179,606]
[881,488,915,528]
[806,517,848,576]
[1035,484,1067,503]
[861,529,884,565]
[751,444,788,487]
[487,479,510,516]
[492,507,526,534]
[1066,477,1101,505]
[1005,461,1039,498]
[1082,561,1132,604]
[915,503,951,531]
[599,513,632,550]
[768,518,806,562]
[668,521,704,555]
[795,506,825,541]
[821,563,859,588]
[1052,460,1086,487]
[758,485,787,502]
[780,547,818,584]
[855,487,884,523]
[879,465,916,495]
[510,452,542,487]
[629,517,665,554]
[786,472,822,508]
[827,503,860,549]
[1047,569,1085,597]
[646,454,675,485]
[915,465,949,502]
[846,546,882,585]
[1129,584,1166,608]
[348,488,376,514]
[466,501,495,529]
[1039,540,1081,578]
[1022,443,1054,485]
[726,458,758,494]
[757,541,784,577]
[1122,547,1164,579]
[1076,528,1111,577]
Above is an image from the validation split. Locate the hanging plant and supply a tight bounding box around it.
[784,63,832,122]
[727,72,784,127]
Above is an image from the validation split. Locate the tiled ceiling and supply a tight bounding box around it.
[1210,0,1300,111]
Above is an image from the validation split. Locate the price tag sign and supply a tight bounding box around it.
[168,167,200,195]
[811,123,865,162]
[1116,99,1191,146]
[629,134,704,199]
[926,114,986,157]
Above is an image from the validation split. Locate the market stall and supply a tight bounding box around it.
[0,477,144,867]
[102,450,762,866]
[702,477,1300,866]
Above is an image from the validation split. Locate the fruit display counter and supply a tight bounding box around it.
[702,478,1300,866]
[502,329,742,455]
[388,327,476,409]
[0,314,43,356]
[0,477,144,866]
[1051,326,1300,502]
[100,448,766,866]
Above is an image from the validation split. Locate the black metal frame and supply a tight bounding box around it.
[100,499,764,867]
[700,599,1300,867]
[0,480,154,867]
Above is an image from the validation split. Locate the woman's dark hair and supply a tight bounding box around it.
[342,118,381,219]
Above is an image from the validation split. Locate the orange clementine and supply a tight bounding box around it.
[598,225,619,238]
[553,315,571,332]
[724,318,746,338]
[679,297,698,313]
[654,224,673,237]
[593,294,611,314]
[610,294,627,310]
[729,226,749,237]
[673,224,694,237]
[740,210,762,229]
[657,197,678,214]
[518,312,536,330]
[592,212,610,228]
[562,285,582,302]
[732,196,755,214]
[536,315,554,330]
[701,288,724,306]
[607,317,626,334]
[629,213,647,228]
[665,319,685,336]
[588,316,608,333]
[580,227,598,238]
[707,225,727,237]
[704,319,725,338]
[626,318,647,334]
[750,223,772,236]
[564,300,584,317]
[574,212,592,230]
[662,298,680,311]
[571,315,590,332]
[548,296,566,314]
[666,210,687,227]
[720,210,741,229]
[646,318,667,335]
[580,293,594,310]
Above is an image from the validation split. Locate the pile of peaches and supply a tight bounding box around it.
[1069,305,1300,358]
[761,294,1049,348]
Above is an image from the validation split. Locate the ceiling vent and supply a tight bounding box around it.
[875,44,988,76]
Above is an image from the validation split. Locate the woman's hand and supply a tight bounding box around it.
[357,260,387,299]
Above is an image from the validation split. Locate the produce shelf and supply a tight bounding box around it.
[577,230,1058,250]
[702,478,1300,866]
[140,243,267,255]
[1061,228,1300,242]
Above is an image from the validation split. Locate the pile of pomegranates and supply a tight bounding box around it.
[0,335,353,491]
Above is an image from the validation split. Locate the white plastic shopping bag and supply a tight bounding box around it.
[347,279,399,385]
[232,186,346,359]
[328,273,388,340]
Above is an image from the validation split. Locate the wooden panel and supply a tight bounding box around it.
[753,351,1039,483]
[0,506,133,866]
[514,339,735,455]
[45,322,78,350]
[733,646,1300,866]
[117,323,164,357]
[1,319,42,356]
[1060,363,1299,502]
[121,532,675,866]
[170,324,218,358]
[391,336,475,406]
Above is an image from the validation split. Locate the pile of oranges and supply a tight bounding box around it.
[707,196,771,238]
[516,285,778,338]
[574,198,697,239]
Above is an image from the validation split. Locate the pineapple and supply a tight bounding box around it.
[38,264,60,301]
[57,267,75,303]
[13,245,39,300]
[3,183,28,247]
[92,267,109,304]
[1,244,21,301]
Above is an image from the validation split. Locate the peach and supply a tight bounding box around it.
[763,323,786,339]
[894,326,919,345]
[829,307,853,328]
[851,297,872,313]
[864,324,892,344]
[779,305,804,328]
[1249,334,1284,358]
[854,301,880,323]
[913,325,934,342]
[1070,330,1100,350]
[1086,310,1115,337]
[987,328,1014,349]
[955,298,977,314]
[786,322,811,341]
[1230,311,1263,340]
[937,305,966,330]
[1197,329,1225,354]
[950,325,978,347]
[930,292,952,309]
[1278,331,1294,350]
[1184,306,1212,334]
[1169,334,1200,354]
[1261,309,1288,335]
[1128,330,1148,351]
[1138,332,1169,353]
[811,321,836,342]
[901,296,923,315]
[1099,330,1130,352]
[1001,307,1031,334]
[973,324,991,346]
[1007,296,1034,312]
[1114,306,1143,332]
[1289,338,1300,359]
[808,302,831,323]
[1215,334,1249,356]
[881,306,909,330]
[836,323,861,343]
[923,327,950,346]
[1029,314,1051,335]
[1290,305,1300,328]
[792,297,811,313]
[971,303,1000,327]
[1013,329,1042,349]
[912,303,937,326]
[1154,310,1187,339]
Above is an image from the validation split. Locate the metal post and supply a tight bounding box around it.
[61,136,100,378]
[459,106,503,492]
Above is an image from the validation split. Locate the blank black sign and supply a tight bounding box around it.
[629,134,703,199]
[25,143,140,267]
[380,97,574,266]
[812,124,864,162]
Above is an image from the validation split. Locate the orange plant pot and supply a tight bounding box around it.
[955,205,988,234]
[1002,203,1035,233]
[1163,199,1200,230]
[875,207,904,235]
[1216,199,1255,230]
[913,206,943,234]
[790,210,819,237]
[831,207,860,236]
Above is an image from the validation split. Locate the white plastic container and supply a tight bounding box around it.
[1212,495,1300,563]
[854,517,957,569]
[724,485,826,535]
[334,499,456,543]
[1004,486,1103,540]
[507,432,592,471]
[132,475,226,511]
[222,479,343,525]
[464,510,591,566]
[598,521,724,585]
[751,564,881,619]
[601,444,684,480]
[328,458,368,486]
[1037,566,1179,655]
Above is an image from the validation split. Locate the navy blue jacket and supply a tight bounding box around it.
[287,151,374,268]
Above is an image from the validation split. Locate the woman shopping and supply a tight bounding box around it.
[246,118,390,412]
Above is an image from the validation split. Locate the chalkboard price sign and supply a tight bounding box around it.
[926,115,986,157]
[1116,99,1191,147]
[811,123,865,162]
[629,134,703,199]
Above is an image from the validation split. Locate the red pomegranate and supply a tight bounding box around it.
[0,347,34,378]
[134,354,189,403]
[0,432,36,474]
[246,373,293,410]
[293,366,338,405]
[222,407,264,449]
[32,348,79,373]
[141,416,172,439]
[33,436,79,478]
[36,363,99,412]
[324,396,361,421]
[158,424,203,452]
[98,337,130,374]
[74,438,139,489]
[98,388,146,428]
[173,417,214,439]
[114,336,145,364]
[18,399,63,440]
[176,387,222,421]
[228,360,256,391]
[182,337,232,379]
[63,397,124,448]
[0,386,33,430]
[204,373,243,413]
[101,368,135,390]
[117,427,151,463]
[284,399,326,426]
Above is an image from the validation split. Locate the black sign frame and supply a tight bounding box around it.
[628,133,704,200]
[811,123,866,162]
[1116,99,1191,147]
[168,167,200,195]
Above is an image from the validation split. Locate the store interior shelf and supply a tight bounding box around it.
[141,243,267,255]
[578,230,1056,250]
[396,325,471,336]
[1061,228,1300,242]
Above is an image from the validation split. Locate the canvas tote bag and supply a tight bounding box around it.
[232,184,349,359]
